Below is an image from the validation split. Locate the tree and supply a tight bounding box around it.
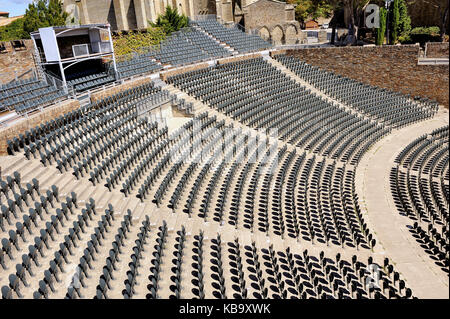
[385,0,411,44]
[22,0,68,35]
[376,6,387,45]
[150,6,188,35]
[288,0,334,28]
[391,0,399,43]
[46,0,68,26]
[0,17,28,41]
[305,0,370,44]
[0,0,67,40]
[397,0,411,43]
[343,0,371,43]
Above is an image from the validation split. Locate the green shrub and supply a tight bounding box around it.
[410,26,440,35]
[113,27,166,57]
[150,6,188,35]
[410,26,441,44]
[0,0,68,41]
[376,7,387,45]
[0,17,28,40]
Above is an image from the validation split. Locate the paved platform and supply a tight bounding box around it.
[355,107,449,299]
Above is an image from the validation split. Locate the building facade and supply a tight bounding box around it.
[62,0,218,31]
[238,0,301,45]
[63,0,303,44]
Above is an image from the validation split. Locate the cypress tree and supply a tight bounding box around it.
[377,7,387,45]
[397,0,411,43]
[391,0,400,44]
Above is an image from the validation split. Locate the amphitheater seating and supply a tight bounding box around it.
[0,169,413,299]
[150,27,231,66]
[1,36,446,299]
[390,125,449,273]
[116,53,162,79]
[194,20,271,53]
[274,54,438,128]
[167,57,390,165]
[183,28,231,58]
[0,77,68,114]
[6,81,377,251]
[67,72,116,93]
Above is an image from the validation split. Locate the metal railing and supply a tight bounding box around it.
[44,71,68,94]
[70,41,113,58]
[417,57,449,65]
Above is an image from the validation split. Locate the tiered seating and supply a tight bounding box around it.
[0,77,40,93]
[2,41,444,299]
[67,72,116,93]
[167,57,390,165]
[0,178,414,299]
[151,30,209,65]
[116,52,162,79]
[116,28,229,73]
[5,83,165,176]
[274,54,438,127]
[183,28,231,59]
[150,27,230,66]
[0,78,67,114]
[5,80,377,249]
[390,125,449,273]
[0,171,134,299]
[194,20,271,53]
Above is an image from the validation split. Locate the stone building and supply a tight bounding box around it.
[62,0,218,31]
[62,0,302,44]
[237,0,301,45]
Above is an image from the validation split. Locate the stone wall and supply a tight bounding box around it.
[161,62,211,81]
[160,53,263,81]
[425,42,449,58]
[64,0,214,31]
[0,99,80,155]
[88,0,117,30]
[244,0,288,30]
[243,0,300,45]
[218,52,262,64]
[0,40,35,84]
[282,45,449,109]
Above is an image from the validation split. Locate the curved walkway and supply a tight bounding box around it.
[355,108,449,299]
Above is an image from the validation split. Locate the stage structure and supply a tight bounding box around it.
[30,24,117,93]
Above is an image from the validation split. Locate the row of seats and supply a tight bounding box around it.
[183,28,231,59]
[194,20,271,53]
[0,174,414,299]
[167,57,390,165]
[116,52,162,79]
[7,81,375,249]
[0,77,41,97]
[67,72,116,93]
[150,27,230,66]
[14,89,67,115]
[274,54,438,128]
[390,125,449,273]
[0,79,67,113]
